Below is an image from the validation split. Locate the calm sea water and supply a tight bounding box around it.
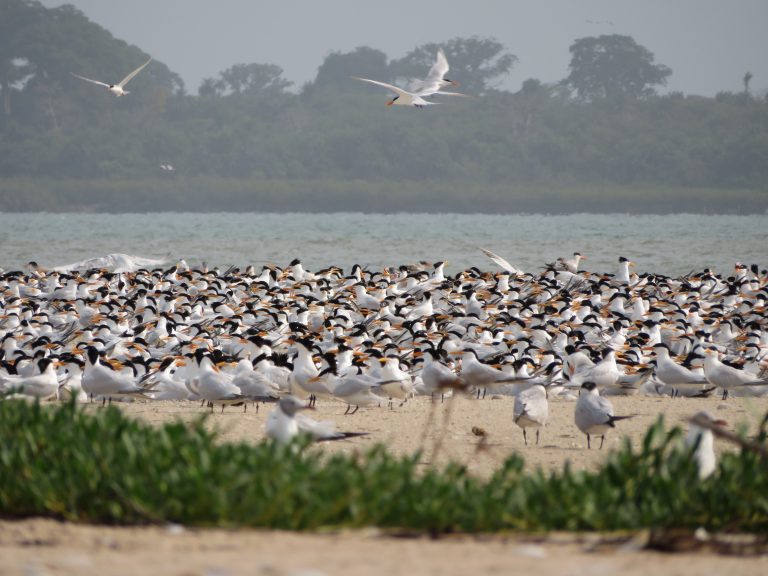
[0,212,765,277]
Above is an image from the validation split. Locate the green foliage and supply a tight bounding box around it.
[0,177,764,213]
[389,36,517,94]
[0,400,766,532]
[563,34,672,101]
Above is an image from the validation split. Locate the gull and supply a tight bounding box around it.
[71,57,152,97]
[265,396,367,445]
[574,381,633,449]
[513,384,549,445]
[685,411,726,479]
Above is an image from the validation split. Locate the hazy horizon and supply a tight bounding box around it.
[38,0,768,96]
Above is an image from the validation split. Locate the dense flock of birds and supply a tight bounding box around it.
[1,251,767,468]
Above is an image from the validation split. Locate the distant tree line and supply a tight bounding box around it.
[0,0,766,212]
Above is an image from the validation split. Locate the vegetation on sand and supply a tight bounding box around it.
[0,400,766,533]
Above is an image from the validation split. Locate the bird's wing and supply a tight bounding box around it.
[425,90,474,98]
[423,48,449,85]
[352,77,411,98]
[117,57,152,88]
[295,412,343,440]
[595,395,615,418]
[71,73,110,88]
[480,248,519,274]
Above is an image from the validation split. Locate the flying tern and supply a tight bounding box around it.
[72,57,152,97]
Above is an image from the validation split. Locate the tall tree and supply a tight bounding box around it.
[198,63,291,97]
[563,35,671,100]
[304,46,390,95]
[0,0,43,119]
[390,36,516,95]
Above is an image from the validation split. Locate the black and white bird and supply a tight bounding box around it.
[265,395,367,445]
[72,57,152,97]
[513,384,549,445]
[574,381,633,449]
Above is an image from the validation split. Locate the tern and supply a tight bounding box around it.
[352,77,438,108]
[72,57,152,97]
[513,384,549,445]
[574,381,633,449]
[703,347,768,399]
[685,411,726,479]
[409,48,459,95]
[265,396,367,445]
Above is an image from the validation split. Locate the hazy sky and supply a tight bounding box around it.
[39,0,768,96]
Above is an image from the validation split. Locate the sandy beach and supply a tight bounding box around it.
[77,393,768,476]
[2,394,767,575]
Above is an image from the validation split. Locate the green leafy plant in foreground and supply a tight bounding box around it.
[0,401,766,533]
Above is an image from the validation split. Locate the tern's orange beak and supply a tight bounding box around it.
[386,99,395,106]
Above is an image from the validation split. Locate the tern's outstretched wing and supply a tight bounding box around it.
[424,48,449,85]
[352,76,411,98]
[481,248,520,274]
[117,57,152,88]
[71,73,110,88]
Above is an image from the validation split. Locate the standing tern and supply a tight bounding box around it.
[513,384,549,445]
[574,381,633,449]
[703,347,768,399]
[72,57,152,97]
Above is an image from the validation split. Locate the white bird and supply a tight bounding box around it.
[143,357,190,401]
[615,256,635,284]
[0,357,59,399]
[352,77,437,108]
[265,396,365,445]
[703,347,768,399]
[574,381,633,449]
[54,253,168,273]
[480,247,520,275]
[408,48,458,95]
[650,343,709,394]
[265,395,314,444]
[556,252,586,274]
[513,384,549,445]
[81,346,151,404]
[570,347,622,390]
[190,351,247,412]
[231,359,280,402]
[685,411,726,479]
[71,57,152,97]
[418,348,462,396]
